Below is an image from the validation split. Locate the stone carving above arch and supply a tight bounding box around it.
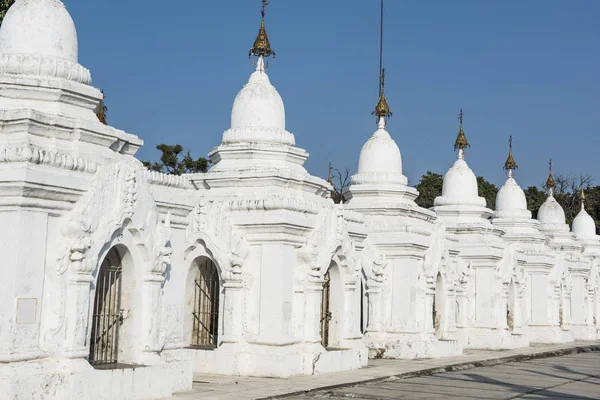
[52,159,169,280]
[185,197,249,282]
[299,206,360,281]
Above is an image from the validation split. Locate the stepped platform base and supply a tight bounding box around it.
[458,328,529,350]
[526,326,575,344]
[364,333,463,360]
[191,341,368,378]
[0,355,191,400]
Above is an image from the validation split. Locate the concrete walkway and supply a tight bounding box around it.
[292,351,600,399]
[168,341,600,400]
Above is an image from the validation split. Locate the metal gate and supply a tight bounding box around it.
[191,259,220,347]
[320,271,332,348]
[89,248,123,366]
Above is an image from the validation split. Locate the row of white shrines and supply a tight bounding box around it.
[0,1,598,399]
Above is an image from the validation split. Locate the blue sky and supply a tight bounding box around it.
[65,0,599,189]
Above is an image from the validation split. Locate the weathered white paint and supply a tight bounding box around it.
[1,1,599,399]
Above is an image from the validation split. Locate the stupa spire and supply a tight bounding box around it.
[503,135,518,177]
[546,158,556,196]
[580,188,586,211]
[249,0,275,70]
[372,68,392,128]
[371,0,391,129]
[454,109,470,159]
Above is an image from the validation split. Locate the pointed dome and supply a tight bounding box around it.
[357,128,402,175]
[434,157,486,207]
[230,58,285,132]
[572,208,596,238]
[0,0,78,62]
[0,0,90,84]
[495,177,530,219]
[538,196,566,226]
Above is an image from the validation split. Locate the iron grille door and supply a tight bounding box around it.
[191,259,220,347]
[320,272,332,348]
[89,249,123,366]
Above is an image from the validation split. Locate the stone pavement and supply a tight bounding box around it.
[168,341,600,400]
[292,351,600,399]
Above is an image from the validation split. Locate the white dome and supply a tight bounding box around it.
[494,177,531,219]
[538,196,566,226]
[357,128,402,176]
[572,208,596,238]
[0,0,78,62]
[434,157,486,207]
[231,64,285,131]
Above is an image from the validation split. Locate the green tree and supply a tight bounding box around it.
[523,186,546,219]
[142,144,210,175]
[477,176,498,210]
[415,171,444,209]
[0,0,14,26]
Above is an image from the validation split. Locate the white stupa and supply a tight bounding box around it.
[0,0,141,163]
[572,190,597,239]
[537,161,570,233]
[0,0,91,84]
[492,136,544,242]
[432,110,492,221]
[344,70,423,207]
[206,9,317,177]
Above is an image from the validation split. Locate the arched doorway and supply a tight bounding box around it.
[320,271,332,348]
[186,257,220,348]
[320,262,343,348]
[433,273,444,338]
[89,247,124,366]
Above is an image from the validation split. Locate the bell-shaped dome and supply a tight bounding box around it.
[494,177,531,219]
[572,209,596,238]
[0,0,90,84]
[538,195,566,226]
[231,58,285,131]
[351,119,407,186]
[357,126,402,175]
[434,155,486,207]
[0,0,78,62]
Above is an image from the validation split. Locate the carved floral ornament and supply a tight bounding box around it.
[53,160,172,278]
[299,206,363,281]
[186,197,249,281]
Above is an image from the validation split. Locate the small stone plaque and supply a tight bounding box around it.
[16,298,37,324]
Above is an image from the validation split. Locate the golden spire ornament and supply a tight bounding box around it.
[372,68,392,123]
[249,0,275,66]
[503,135,518,176]
[546,158,556,196]
[454,109,470,152]
[580,188,586,211]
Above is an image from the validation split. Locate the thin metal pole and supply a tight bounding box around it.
[379,0,384,97]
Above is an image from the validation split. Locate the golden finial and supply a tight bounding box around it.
[546,158,556,193]
[249,0,275,63]
[581,188,586,201]
[372,68,392,121]
[503,135,518,174]
[454,109,470,151]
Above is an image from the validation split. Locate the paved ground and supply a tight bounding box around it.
[292,351,600,399]
[168,341,600,400]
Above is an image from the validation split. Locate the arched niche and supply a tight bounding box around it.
[507,279,516,332]
[184,255,222,348]
[87,221,148,367]
[433,273,445,338]
[320,261,345,349]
